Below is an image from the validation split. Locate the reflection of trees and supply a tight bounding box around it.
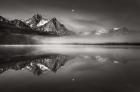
[0,54,72,76]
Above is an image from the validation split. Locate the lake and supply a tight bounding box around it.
[0,45,140,92]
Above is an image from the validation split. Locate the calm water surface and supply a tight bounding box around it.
[0,45,140,92]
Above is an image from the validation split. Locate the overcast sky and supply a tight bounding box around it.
[0,0,140,32]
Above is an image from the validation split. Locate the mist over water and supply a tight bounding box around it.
[31,33,140,44]
[0,45,140,92]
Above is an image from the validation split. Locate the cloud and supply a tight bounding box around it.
[59,14,115,33]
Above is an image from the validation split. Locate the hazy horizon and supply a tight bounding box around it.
[1,0,140,43]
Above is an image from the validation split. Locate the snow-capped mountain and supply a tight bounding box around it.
[110,27,128,33]
[94,27,128,35]
[0,14,73,36]
[0,16,31,29]
[36,17,70,36]
[94,28,109,35]
[36,18,48,27]
[10,19,31,29]
[79,27,129,36]
[25,14,72,36]
[25,14,49,28]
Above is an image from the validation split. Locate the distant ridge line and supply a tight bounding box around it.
[71,43,140,45]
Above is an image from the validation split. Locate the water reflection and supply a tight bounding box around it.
[95,55,128,64]
[0,45,140,92]
[0,53,129,76]
[0,54,72,75]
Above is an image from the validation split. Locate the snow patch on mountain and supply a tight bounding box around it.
[37,19,48,27]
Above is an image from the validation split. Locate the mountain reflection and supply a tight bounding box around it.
[0,53,129,76]
[94,55,128,64]
[78,55,129,65]
[0,54,72,75]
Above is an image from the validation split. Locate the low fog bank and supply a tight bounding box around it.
[32,33,140,44]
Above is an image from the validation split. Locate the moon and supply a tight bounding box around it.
[72,9,75,12]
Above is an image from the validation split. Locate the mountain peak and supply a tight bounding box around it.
[96,27,129,36]
[25,14,43,28]
[11,19,31,29]
[0,15,73,36]
[0,16,5,20]
[0,16,9,23]
[51,17,57,21]
[32,14,42,22]
[111,27,128,33]
[36,17,70,36]
[49,17,59,25]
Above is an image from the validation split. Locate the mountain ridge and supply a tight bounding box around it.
[78,27,129,36]
[0,14,73,36]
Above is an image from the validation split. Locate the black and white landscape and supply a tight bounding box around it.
[0,14,75,44]
[0,14,140,45]
[0,0,140,92]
